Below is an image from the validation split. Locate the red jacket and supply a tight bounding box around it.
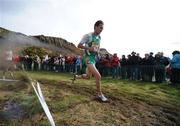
[111,55,120,67]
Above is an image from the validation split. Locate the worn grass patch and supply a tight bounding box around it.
[0,71,180,125]
[102,77,180,107]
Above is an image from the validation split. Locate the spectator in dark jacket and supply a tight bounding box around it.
[120,55,127,79]
[154,53,165,83]
[126,54,132,79]
[137,53,142,80]
[141,53,154,82]
[129,51,139,80]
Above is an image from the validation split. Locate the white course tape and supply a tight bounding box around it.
[31,82,56,126]
[0,78,19,81]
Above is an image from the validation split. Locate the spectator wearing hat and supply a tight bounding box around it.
[129,51,139,80]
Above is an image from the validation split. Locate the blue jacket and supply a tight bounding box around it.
[171,54,180,68]
[76,58,82,66]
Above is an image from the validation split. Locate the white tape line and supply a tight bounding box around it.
[37,82,45,102]
[31,82,56,126]
[37,82,56,126]
[0,79,19,81]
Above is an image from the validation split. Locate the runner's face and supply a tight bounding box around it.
[95,24,103,35]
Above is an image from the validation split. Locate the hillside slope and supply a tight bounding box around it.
[0,27,111,56]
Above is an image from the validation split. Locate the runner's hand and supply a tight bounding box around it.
[88,47,95,52]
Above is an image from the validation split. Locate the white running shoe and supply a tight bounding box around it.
[98,94,108,102]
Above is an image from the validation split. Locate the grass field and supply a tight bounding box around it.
[0,71,180,126]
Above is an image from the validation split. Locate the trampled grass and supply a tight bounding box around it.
[24,71,180,119]
[102,77,180,107]
[0,71,180,125]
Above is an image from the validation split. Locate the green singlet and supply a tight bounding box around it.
[80,33,101,65]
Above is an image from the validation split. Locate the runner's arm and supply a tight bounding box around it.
[78,34,94,51]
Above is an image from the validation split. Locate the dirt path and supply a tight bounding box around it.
[41,81,180,126]
[0,79,179,126]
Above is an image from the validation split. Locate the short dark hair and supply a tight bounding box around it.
[172,50,180,55]
[94,20,104,29]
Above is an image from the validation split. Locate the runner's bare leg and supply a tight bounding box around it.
[87,64,102,95]
[75,64,103,96]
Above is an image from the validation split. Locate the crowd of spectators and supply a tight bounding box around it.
[8,50,180,85]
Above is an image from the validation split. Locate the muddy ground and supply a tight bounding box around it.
[43,81,180,126]
[0,79,179,126]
